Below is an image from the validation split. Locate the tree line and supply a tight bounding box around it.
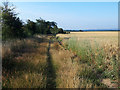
[1,2,66,41]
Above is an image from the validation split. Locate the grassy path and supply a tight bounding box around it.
[46,39,56,88]
[2,36,80,88]
[47,37,80,88]
[2,35,118,88]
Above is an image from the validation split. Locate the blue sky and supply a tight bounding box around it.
[11,2,118,30]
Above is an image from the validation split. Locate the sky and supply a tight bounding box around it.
[9,2,118,30]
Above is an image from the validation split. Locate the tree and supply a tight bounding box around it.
[1,1,65,39]
[36,18,46,34]
[58,28,64,33]
[23,19,36,36]
[2,1,23,40]
[79,30,83,32]
[36,18,57,35]
[50,25,59,36]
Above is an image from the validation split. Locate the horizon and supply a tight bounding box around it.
[64,29,119,30]
[8,2,118,30]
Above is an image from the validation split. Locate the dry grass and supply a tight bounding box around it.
[3,35,80,88]
[2,37,48,88]
[2,32,119,88]
[57,31,119,88]
[50,42,80,88]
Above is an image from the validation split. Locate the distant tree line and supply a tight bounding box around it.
[64,30,83,32]
[1,2,67,41]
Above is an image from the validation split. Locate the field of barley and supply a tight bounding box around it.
[2,32,119,88]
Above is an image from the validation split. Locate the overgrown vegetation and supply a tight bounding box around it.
[2,37,49,88]
[2,36,80,88]
[57,32,118,88]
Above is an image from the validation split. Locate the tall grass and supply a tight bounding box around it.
[3,32,119,88]
[2,37,49,88]
[64,36,118,87]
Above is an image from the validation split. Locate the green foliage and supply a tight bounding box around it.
[36,18,48,34]
[23,18,65,37]
[50,26,59,36]
[1,1,65,41]
[58,28,64,33]
[36,18,57,35]
[23,20,36,36]
[2,2,24,40]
